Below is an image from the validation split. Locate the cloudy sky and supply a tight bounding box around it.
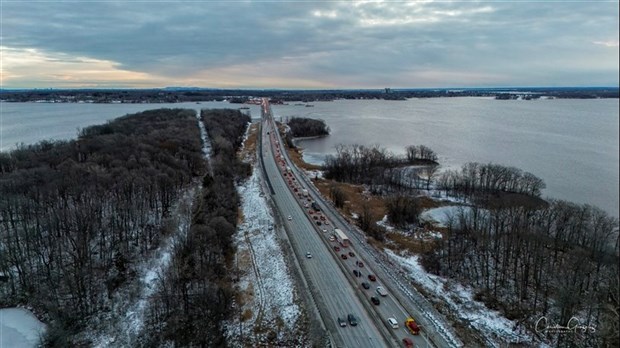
[1,0,618,89]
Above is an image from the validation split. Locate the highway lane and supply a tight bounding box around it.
[260,108,391,347]
[264,100,455,347]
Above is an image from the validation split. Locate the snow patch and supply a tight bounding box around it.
[225,169,302,345]
[386,250,538,347]
[376,215,394,231]
[0,308,46,348]
[421,206,471,227]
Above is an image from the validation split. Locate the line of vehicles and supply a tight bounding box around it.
[265,102,425,347]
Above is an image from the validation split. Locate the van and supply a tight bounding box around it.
[387,317,399,329]
[376,286,388,297]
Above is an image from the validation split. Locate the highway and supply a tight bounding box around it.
[259,98,461,348]
[259,101,392,347]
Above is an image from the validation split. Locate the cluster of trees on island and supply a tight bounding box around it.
[0,108,252,346]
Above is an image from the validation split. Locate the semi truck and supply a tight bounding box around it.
[334,228,350,247]
[405,317,420,335]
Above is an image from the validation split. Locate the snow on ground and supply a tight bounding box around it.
[91,188,196,347]
[226,169,302,346]
[385,250,538,347]
[376,215,395,232]
[0,308,46,348]
[420,205,472,227]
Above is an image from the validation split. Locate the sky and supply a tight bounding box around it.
[1,0,618,89]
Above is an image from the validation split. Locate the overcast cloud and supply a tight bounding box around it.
[1,0,618,88]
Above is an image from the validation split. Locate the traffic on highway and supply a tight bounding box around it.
[259,98,439,348]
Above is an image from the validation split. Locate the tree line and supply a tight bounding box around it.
[323,144,438,188]
[0,109,206,344]
[437,162,546,199]
[141,109,251,346]
[421,201,619,347]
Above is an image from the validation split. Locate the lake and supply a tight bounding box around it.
[1,98,617,216]
[271,98,619,216]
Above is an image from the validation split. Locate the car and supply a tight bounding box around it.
[316,221,322,226]
[304,203,309,208]
[337,317,347,327]
[370,296,380,305]
[388,317,399,329]
[348,251,355,257]
[322,228,327,233]
[341,254,348,260]
[368,274,376,282]
[313,215,318,220]
[347,314,358,326]
[287,215,292,221]
[306,252,312,258]
[320,215,326,220]
[329,236,335,241]
[334,246,340,252]
[356,261,364,268]
[293,188,298,192]
[402,337,414,347]
[353,270,362,277]
[376,286,388,297]
[324,220,330,225]
[308,210,313,214]
[361,282,370,289]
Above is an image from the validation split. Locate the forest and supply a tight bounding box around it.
[420,201,618,347]
[0,108,251,346]
[0,109,206,344]
[141,108,251,346]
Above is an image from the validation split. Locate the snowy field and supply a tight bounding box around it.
[0,308,46,348]
[386,250,541,347]
[226,169,304,346]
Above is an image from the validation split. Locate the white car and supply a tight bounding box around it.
[322,228,327,233]
[306,252,312,258]
[287,215,292,221]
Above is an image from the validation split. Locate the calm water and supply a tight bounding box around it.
[271,98,619,216]
[1,98,618,216]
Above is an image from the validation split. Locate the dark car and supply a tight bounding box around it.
[368,274,376,282]
[361,282,370,289]
[356,261,364,267]
[337,317,347,327]
[341,254,348,260]
[348,251,355,257]
[316,221,322,226]
[347,314,358,326]
[402,337,414,347]
[353,270,362,277]
[334,246,340,252]
[370,296,380,305]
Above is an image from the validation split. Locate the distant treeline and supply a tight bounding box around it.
[0,109,205,344]
[142,109,251,346]
[421,201,619,347]
[2,87,617,103]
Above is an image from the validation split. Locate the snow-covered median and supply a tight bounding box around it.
[386,250,540,347]
[226,169,304,346]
